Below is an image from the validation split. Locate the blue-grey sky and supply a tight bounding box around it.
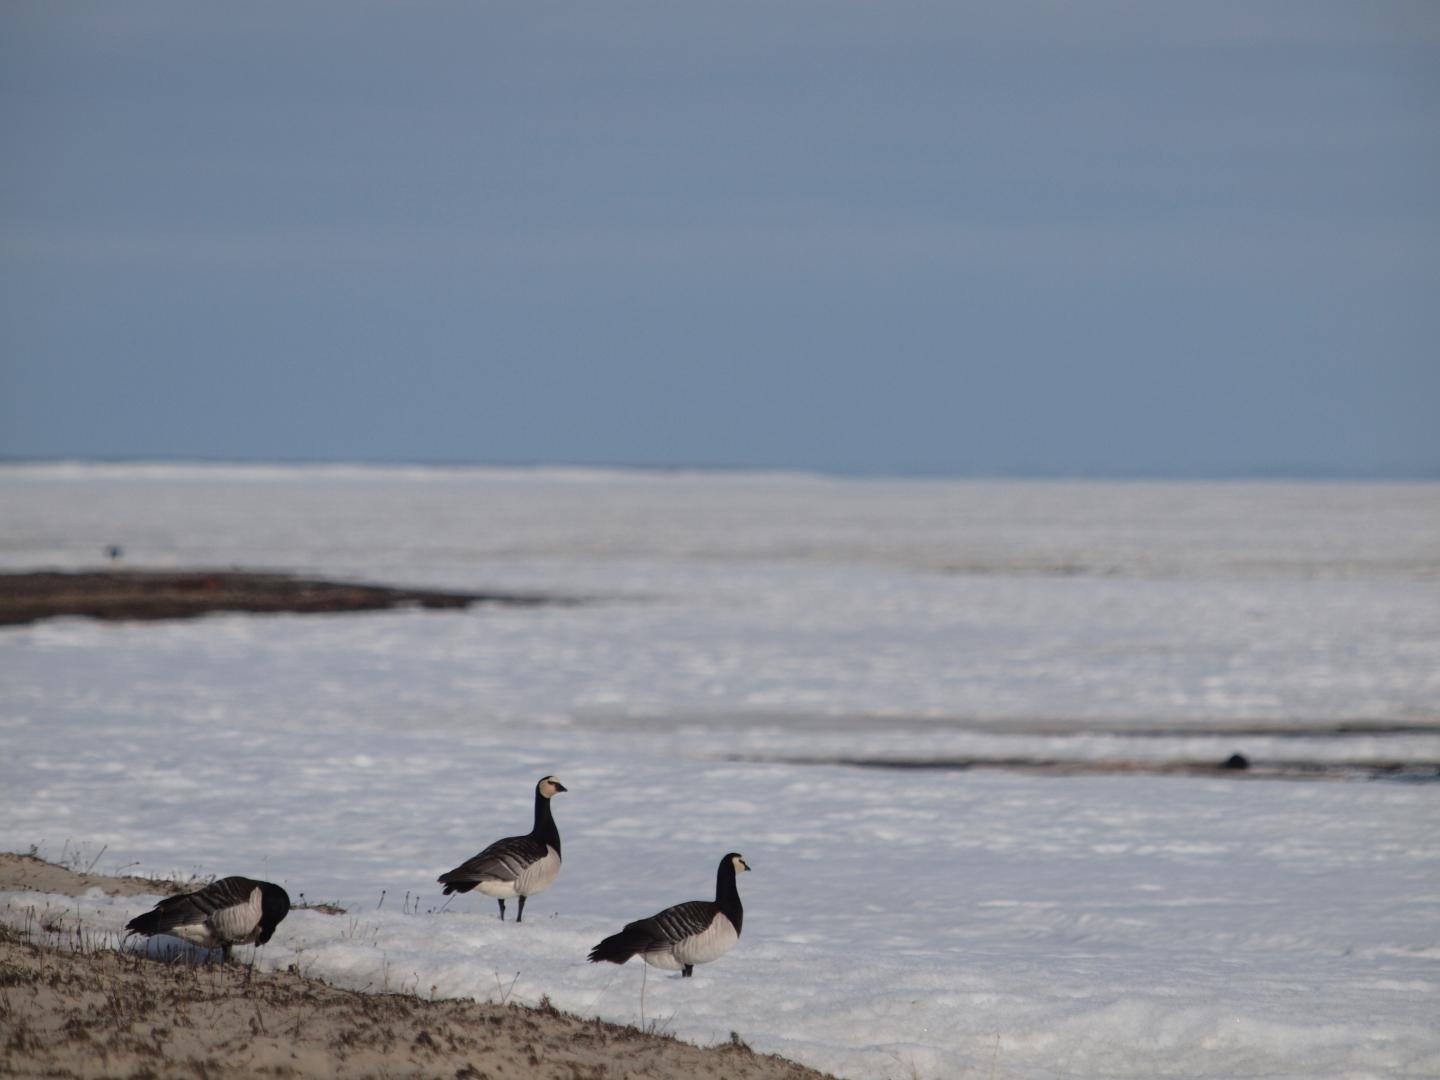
[3,2,1437,476]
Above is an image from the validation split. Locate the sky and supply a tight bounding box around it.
[2,2,1437,477]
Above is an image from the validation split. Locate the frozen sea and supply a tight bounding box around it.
[2,464,1438,1078]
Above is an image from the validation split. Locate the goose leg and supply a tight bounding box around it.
[516,895,527,923]
[682,965,693,978]
[221,944,233,965]
[497,898,506,921]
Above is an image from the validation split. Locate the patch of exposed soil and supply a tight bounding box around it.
[0,854,193,899]
[728,752,1440,782]
[0,570,584,626]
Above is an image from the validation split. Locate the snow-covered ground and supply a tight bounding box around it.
[2,465,1438,1078]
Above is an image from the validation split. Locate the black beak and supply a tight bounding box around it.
[552,781,568,793]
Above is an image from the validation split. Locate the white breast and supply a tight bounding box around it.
[653,912,739,968]
[514,846,561,897]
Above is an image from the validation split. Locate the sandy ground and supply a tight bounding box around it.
[0,855,833,1080]
[0,853,194,899]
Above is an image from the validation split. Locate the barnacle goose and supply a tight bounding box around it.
[588,852,750,977]
[438,774,567,922]
[124,876,290,964]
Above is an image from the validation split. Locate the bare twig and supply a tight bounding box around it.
[84,844,108,874]
[493,970,520,1006]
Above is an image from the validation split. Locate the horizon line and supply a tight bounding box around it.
[2,454,1437,483]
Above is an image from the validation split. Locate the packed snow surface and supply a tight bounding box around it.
[2,465,1438,1078]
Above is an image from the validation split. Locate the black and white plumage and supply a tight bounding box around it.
[438,774,567,922]
[588,852,750,977]
[125,876,290,964]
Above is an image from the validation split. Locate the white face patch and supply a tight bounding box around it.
[539,776,564,798]
[732,855,750,873]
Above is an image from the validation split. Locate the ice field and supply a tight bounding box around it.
[2,465,1438,1077]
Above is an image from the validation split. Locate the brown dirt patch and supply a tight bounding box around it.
[0,853,192,900]
[0,570,583,626]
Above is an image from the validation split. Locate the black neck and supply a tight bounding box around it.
[257,884,290,944]
[531,789,561,856]
[714,859,743,935]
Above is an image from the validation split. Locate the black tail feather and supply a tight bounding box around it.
[587,925,650,965]
[124,908,170,937]
[125,894,201,937]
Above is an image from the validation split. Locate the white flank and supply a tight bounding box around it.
[475,847,559,899]
[475,879,520,899]
[168,923,220,949]
[640,947,685,971]
[210,886,263,944]
[670,913,739,968]
[514,847,561,897]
